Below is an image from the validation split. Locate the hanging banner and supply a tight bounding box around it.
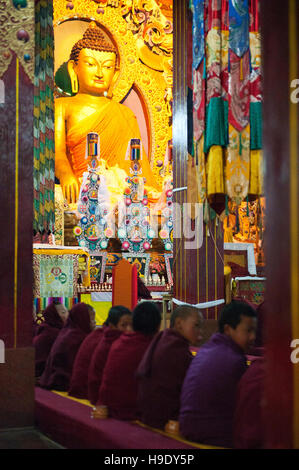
[192,0,205,70]
[229,0,249,57]
[34,254,79,298]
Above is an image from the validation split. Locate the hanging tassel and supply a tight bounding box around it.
[246,195,249,217]
[225,195,229,216]
[204,199,210,224]
[249,48,252,74]
[203,56,206,79]
[239,133,243,156]
[210,206,216,221]
[236,205,240,232]
[191,139,195,168]
[225,195,230,227]
[217,216,222,239]
[240,56,243,81]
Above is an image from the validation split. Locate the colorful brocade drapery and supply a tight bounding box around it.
[190,0,263,205]
[33,0,55,234]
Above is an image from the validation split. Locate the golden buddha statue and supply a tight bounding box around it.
[55,22,160,204]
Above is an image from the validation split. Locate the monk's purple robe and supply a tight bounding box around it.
[39,303,92,391]
[179,333,247,447]
[137,329,193,429]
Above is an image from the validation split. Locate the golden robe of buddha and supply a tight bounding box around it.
[55,22,160,204]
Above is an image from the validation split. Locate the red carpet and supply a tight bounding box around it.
[35,388,196,449]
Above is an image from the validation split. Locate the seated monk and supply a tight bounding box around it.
[55,21,160,205]
[137,275,152,300]
[39,303,95,391]
[68,326,104,399]
[137,306,203,431]
[33,301,69,377]
[179,300,257,448]
[92,302,161,420]
[87,305,133,405]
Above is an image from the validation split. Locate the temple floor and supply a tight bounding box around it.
[0,427,64,449]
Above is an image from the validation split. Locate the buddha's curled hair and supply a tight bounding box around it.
[70,21,118,64]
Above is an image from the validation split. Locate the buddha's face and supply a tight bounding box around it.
[73,48,116,96]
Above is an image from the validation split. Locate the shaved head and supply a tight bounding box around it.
[170,306,203,346]
[170,306,202,328]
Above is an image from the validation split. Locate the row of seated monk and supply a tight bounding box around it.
[33,299,265,449]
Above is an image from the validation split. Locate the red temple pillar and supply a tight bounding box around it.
[262,0,299,449]
[0,3,35,427]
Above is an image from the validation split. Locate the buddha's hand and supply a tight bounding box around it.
[60,174,80,204]
[91,405,108,419]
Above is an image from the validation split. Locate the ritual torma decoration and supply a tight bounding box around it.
[73,133,112,252]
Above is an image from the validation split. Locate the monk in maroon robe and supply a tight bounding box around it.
[233,357,265,448]
[33,302,68,377]
[39,303,95,391]
[68,327,104,399]
[69,305,132,400]
[87,306,132,405]
[92,302,161,420]
[137,306,203,430]
[137,276,152,300]
[179,300,257,447]
[88,327,121,405]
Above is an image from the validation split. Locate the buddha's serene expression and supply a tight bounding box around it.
[73,48,116,96]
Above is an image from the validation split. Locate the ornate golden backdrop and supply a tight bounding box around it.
[154,0,173,19]
[53,0,173,186]
[0,0,35,82]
